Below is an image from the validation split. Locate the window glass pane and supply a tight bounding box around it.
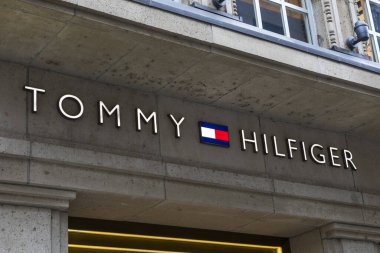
[287,8,309,42]
[358,0,368,20]
[364,35,379,61]
[370,1,380,33]
[366,35,376,61]
[237,0,257,26]
[260,0,284,35]
[285,0,304,7]
[377,36,380,62]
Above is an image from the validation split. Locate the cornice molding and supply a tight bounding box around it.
[0,183,76,211]
[321,223,380,243]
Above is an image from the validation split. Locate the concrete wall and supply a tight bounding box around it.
[0,205,68,253]
[291,227,380,253]
[0,1,379,252]
[0,59,379,246]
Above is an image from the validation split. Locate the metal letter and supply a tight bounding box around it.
[272,136,286,157]
[136,108,158,134]
[301,141,308,161]
[24,86,46,112]
[58,94,84,120]
[287,138,298,159]
[168,114,185,138]
[310,144,326,164]
[262,133,269,154]
[98,101,121,128]
[240,130,258,152]
[343,149,358,170]
[329,147,341,167]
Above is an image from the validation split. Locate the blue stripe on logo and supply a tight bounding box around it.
[200,137,230,147]
[199,121,228,131]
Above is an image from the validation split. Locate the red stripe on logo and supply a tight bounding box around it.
[215,130,229,141]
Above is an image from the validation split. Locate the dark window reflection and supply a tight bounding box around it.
[237,0,256,26]
[285,0,303,7]
[370,2,380,33]
[287,8,308,42]
[260,0,284,35]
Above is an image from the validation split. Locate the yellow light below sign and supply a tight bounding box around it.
[68,229,282,253]
[69,244,189,253]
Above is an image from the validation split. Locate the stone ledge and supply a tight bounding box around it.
[0,137,375,209]
[30,141,370,207]
[0,136,377,212]
[363,193,380,209]
[31,141,166,177]
[0,183,76,210]
[321,223,380,243]
[0,136,29,157]
[274,180,363,206]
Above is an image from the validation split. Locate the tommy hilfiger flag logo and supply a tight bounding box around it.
[199,121,230,147]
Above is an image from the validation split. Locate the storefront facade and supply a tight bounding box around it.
[0,0,380,252]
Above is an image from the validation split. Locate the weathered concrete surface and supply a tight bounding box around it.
[0,61,27,138]
[0,157,28,184]
[0,205,69,253]
[0,184,72,253]
[0,183,76,210]
[28,68,161,158]
[290,229,324,253]
[260,118,356,190]
[0,60,376,238]
[0,0,379,142]
[0,205,51,253]
[291,223,380,253]
[346,136,380,195]
[235,214,325,237]
[0,0,73,64]
[320,223,380,253]
[0,183,73,253]
[99,36,210,92]
[128,181,274,231]
[0,0,379,249]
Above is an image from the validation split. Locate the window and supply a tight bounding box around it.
[236,0,315,43]
[365,0,380,62]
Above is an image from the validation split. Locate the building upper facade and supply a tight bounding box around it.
[163,0,380,63]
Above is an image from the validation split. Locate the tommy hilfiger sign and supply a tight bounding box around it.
[24,86,358,171]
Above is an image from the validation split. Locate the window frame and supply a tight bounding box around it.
[365,0,380,62]
[248,0,318,44]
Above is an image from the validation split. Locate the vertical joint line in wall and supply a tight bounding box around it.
[28,13,75,66]
[51,210,53,253]
[155,94,163,160]
[59,212,62,252]
[258,116,269,176]
[26,67,31,184]
[344,133,365,223]
[258,116,276,214]
[95,42,140,81]
[156,93,167,201]
[163,163,167,201]
[157,50,211,93]
[318,227,326,253]
[344,133,357,190]
[154,94,167,203]
[26,67,30,138]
